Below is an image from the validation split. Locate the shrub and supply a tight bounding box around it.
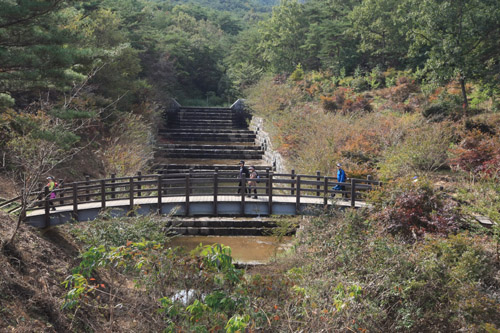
[378,124,454,179]
[390,79,419,103]
[320,88,347,113]
[368,65,385,89]
[289,64,304,82]
[373,180,461,240]
[340,95,372,115]
[320,95,337,112]
[350,77,370,92]
[448,129,500,179]
[422,92,462,121]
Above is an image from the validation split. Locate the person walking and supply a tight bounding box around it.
[333,163,347,198]
[248,166,258,199]
[46,176,58,211]
[237,160,250,194]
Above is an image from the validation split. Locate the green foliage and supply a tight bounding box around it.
[405,0,500,108]
[225,314,250,333]
[350,77,370,92]
[186,300,210,322]
[289,64,304,82]
[0,93,15,109]
[258,0,308,73]
[69,214,169,249]
[193,243,243,284]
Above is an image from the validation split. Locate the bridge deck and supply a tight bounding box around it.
[26,195,368,228]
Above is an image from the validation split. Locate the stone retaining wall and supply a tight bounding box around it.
[249,116,287,173]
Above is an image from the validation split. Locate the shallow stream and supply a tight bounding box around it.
[168,235,293,265]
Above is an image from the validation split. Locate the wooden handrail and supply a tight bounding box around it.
[27,172,380,222]
[0,195,21,209]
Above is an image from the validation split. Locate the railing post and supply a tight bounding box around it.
[58,179,65,205]
[367,175,372,192]
[268,173,273,215]
[316,171,321,197]
[351,178,356,208]
[44,186,50,228]
[189,168,194,194]
[37,182,43,207]
[265,168,270,195]
[72,183,78,220]
[157,175,162,214]
[137,171,142,197]
[100,180,106,209]
[129,177,134,211]
[241,174,246,216]
[85,175,90,201]
[214,168,218,216]
[185,175,190,216]
[323,177,329,208]
[295,175,301,214]
[291,169,295,195]
[111,173,116,199]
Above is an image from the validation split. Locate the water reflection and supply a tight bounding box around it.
[168,236,293,265]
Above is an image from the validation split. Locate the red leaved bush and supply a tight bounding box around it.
[321,88,372,115]
[449,130,500,179]
[374,182,460,241]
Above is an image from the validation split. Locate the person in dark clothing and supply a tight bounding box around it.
[237,160,250,193]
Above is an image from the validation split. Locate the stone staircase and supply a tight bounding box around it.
[154,104,280,235]
[166,217,279,236]
[156,106,270,174]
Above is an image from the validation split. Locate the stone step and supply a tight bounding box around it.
[166,217,286,236]
[168,219,277,228]
[155,164,272,172]
[177,113,238,119]
[168,123,237,128]
[157,141,256,146]
[161,137,256,143]
[160,135,256,142]
[160,128,254,134]
[158,144,262,150]
[156,151,264,159]
[166,122,237,131]
[172,117,234,124]
[178,107,233,112]
[156,147,264,154]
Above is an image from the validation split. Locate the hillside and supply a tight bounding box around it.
[0,0,499,331]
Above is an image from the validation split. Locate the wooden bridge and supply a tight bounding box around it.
[24,170,380,228]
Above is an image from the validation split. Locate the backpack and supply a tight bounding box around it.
[255,171,260,183]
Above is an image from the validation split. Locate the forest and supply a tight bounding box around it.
[1,0,500,332]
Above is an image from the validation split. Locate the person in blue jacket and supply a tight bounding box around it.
[333,163,347,198]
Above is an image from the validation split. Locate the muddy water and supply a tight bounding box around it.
[168,236,293,265]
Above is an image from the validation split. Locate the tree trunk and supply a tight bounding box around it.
[460,76,468,118]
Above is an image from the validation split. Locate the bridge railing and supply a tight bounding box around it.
[27,170,381,227]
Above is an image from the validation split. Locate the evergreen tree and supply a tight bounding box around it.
[405,0,500,110]
[0,0,87,107]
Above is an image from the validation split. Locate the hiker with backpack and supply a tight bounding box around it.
[46,176,58,211]
[248,166,259,199]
